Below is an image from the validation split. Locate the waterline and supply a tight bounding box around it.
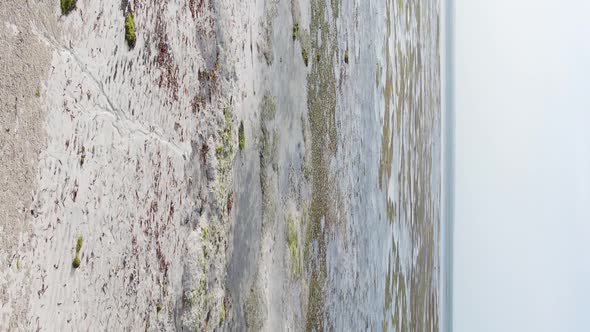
[441,0,455,331]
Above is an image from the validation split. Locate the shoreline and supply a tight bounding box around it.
[440,0,454,330]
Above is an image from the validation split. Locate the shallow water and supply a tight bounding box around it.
[324,0,440,330]
[226,0,440,330]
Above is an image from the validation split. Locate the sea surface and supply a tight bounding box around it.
[325,0,440,330]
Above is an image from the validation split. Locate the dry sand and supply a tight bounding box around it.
[0,0,268,330]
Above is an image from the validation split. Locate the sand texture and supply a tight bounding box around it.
[0,0,259,330]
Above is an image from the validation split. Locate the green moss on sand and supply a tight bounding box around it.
[293,23,299,41]
[219,301,226,324]
[76,235,83,253]
[238,120,245,151]
[125,13,136,48]
[60,0,76,15]
[302,47,309,67]
[72,255,80,268]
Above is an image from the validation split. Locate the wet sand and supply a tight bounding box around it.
[0,1,57,329]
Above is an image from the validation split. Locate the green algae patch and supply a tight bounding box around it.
[202,226,209,241]
[293,23,300,41]
[72,235,83,269]
[238,120,245,151]
[75,235,83,253]
[72,255,80,268]
[125,13,136,48]
[219,301,226,324]
[60,0,76,15]
[302,47,309,66]
[216,106,235,178]
[214,103,236,211]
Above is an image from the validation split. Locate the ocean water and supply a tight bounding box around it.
[323,0,441,330]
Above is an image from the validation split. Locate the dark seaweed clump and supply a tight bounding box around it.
[60,0,76,15]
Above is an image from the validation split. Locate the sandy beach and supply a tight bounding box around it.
[1,0,252,329]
